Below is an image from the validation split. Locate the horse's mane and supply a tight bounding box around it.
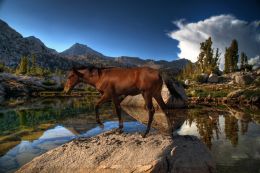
[73,65,117,77]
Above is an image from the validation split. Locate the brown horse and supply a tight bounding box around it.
[64,66,173,137]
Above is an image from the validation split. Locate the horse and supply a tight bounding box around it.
[64,66,177,137]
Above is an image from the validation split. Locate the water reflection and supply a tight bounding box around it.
[0,121,147,173]
[0,97,259,173]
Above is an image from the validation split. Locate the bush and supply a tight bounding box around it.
[195,75,206,83]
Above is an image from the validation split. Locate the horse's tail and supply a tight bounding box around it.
[163,79,182,99]
[159,69,182,99]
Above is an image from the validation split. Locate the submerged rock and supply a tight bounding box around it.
[16,131,215,173]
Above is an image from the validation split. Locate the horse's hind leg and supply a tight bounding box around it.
[142,92,155,138]
[95,93,110,127]
[153,92,167,111]
[112,95,123,130]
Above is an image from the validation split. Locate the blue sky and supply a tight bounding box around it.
[0,0,259,61]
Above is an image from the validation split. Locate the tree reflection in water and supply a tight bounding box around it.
[182,105,257,149]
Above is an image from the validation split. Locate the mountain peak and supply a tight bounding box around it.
[60,43,103,57]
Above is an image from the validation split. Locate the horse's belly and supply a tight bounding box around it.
[117,88,141,96]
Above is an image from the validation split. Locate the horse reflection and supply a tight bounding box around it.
[122,106,188,135]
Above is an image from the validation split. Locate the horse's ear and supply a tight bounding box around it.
[72,68,84,78]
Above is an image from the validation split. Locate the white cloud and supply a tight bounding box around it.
[248,55,260,70]
[168,15,260,70]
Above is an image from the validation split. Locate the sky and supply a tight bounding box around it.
[0,0,259,64]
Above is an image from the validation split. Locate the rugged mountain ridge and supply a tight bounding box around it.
[0,19,189,71]
[0,19,80,70]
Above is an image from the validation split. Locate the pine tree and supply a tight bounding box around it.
[211,48,220,73]
[196,37,218,73]
[224,40,239,73]
[224,48,230,73]
[30,55,37,75]
[17,56,29,74]
[229,39,239,72]
[203,37,213,72]
[0,61,5,72]
[240,52,247,70]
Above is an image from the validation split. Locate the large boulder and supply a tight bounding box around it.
[207,73,218,83]
[234,74,254,85]
[17,131,215,173]
[121,81,187,108]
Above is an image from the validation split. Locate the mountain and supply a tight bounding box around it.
[0,19,189,72]
[60,43,104,57]
[0,19,78,70]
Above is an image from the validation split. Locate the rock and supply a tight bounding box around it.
[234,74,254,85]
[251,96,260,104]
[257,69,260,75]
[121,82,187,109]
[207,73,218,83]
[17,131,215,173]
[184,79,189,85]
[228,80,234,85]
[227,89,244,98]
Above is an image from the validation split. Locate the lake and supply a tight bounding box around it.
[0,96,259,173]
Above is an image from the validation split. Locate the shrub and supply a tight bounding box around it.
[195,75,206,83]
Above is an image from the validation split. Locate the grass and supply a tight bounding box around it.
[186,85,230,98]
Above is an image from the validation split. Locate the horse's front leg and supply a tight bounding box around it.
[95,93,110,127]
[112,95,123,130]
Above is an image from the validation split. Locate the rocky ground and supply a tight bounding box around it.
[16,130,215,173]
[185,70,260,105]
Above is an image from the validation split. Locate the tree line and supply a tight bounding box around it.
[14,55,63,77]
[179,37,252,80]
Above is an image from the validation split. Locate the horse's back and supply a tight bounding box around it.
[99,67,162,95]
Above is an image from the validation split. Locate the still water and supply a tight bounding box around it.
[0,96,259,173]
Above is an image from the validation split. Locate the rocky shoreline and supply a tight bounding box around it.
[16,130,215,173]
[0,73,63,98]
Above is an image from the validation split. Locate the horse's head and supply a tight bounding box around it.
[63,68,84,94]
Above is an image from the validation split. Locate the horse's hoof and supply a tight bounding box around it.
[98,123,104,129]
[115,128,123,134]
[141,133,147,138]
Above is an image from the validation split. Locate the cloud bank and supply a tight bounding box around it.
[168,15,260,70]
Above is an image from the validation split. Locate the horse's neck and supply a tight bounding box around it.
[83,75,100,88]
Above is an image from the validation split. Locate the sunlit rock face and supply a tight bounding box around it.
[16,131,215,173]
